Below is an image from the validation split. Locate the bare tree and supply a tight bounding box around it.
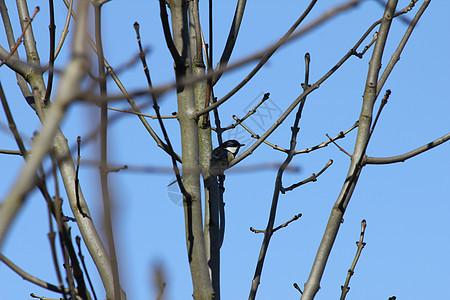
[0,0,448,299]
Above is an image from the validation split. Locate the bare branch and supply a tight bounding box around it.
[0,0,33,98]
[0,6,39,67]
[93,1,123,298]
[197,0,319,117]
[50,0,73,67]
[0,253,67,294]
[0,149,22,155]
[301,1,400,298]
[229,15,378,168]
[326,134,352,157]
[377,0,430,96]
[250,213,302,234]
[0,81,28,157]
[134,21,187,199]
[273,213,302,233]
[249,52,310,300]
[0,45,35,77]
[293,282,303,294]
[48,158,66,299]
[76,0,415,107]
[370,89,390,136]
[43,0,56,102]
[76,236,98,300]
[0,3,119,300]
[281,159,333,193]
[222,92,270,131]
[158,0,183,67]
[296,122,359,154]
[212,0,247,84]
[107,106,176,119]
[340,220,367,300]
[364,132,450,165]
[60,0,180,162]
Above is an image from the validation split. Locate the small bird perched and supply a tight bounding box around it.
[167,140,244,186]
[210,140,245,176]
[210,140,244,248]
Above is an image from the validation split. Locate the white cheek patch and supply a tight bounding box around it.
[225,146,239,154]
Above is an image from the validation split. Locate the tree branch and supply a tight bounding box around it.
[60,0,180,162]
[249,53,310,300]
[301,1,399,298]
[0,253,68,294]
[281,159,333,193]
[377,0,429,96]
[159,0,183,67]
[0,0,33,98]
[212,0,247,84]
[340,220,367,300]
[166,1,214,299]
[364,132,450,165]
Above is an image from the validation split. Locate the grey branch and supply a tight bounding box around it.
[364,132,450,165]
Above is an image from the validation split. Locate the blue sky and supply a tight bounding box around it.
[1,1,449,299]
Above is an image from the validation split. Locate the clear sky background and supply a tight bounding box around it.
[1,1,449,299]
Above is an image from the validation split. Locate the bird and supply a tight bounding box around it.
[210,140,245,176]
[210,140,244,248]
[167,140,244,186]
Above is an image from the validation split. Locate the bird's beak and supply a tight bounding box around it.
[240,143,245,147]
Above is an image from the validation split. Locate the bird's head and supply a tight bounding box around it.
[220,140,245,156]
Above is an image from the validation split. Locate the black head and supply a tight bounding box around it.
[220,140,245,156]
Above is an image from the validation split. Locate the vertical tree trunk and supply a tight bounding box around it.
[167,1,214,299]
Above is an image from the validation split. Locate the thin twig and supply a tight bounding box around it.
[107,165,128,173]
[370,89,390,136]
[357,32,377,58]
[377,0,429,96]
[340,219,367,300]
[234,117,358,156]
[212,0,247,84]
[281,159,333,193]
[75,0,378,107]
[60,0,180,162]
[94,2,122,299]
[107,106,176,119]
[50,0,73,65]
[134,22,190,198]
[364,131,450,165]
[251,213,303,234]
[326,134,352,157]
[30,293,62,300]
[0,149,23,155]
[198,0,319,117]
[221,93,270,131]
[75,137,88,218]
[49,156,67,300]
[249,52,311,300]
[76,236,98,300]
[0,253,66,293]
[0,81,28,157]
[0,6,39,67]
[293,282,303,294]
[158,0,183,66]
[295,122,359,155]
[44,0,56,103]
